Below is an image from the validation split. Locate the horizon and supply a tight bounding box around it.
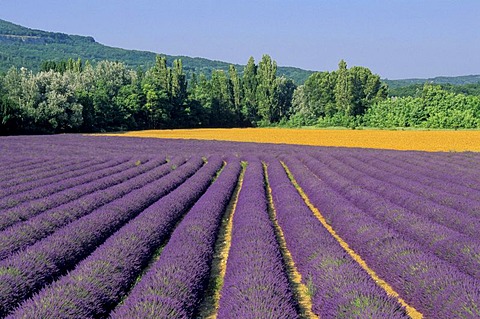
[1,0,479,80]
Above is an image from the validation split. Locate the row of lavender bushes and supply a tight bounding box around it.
[217,160,299,319]
[0,156,113,194]
[0,157,168,231]
[8,156,225,318]
[267,159,409,318]
[111,158,240,318]
[0,157,142,209]
[283,155,480,318]
[0,157,186,261]
[300,153,480,278]
[0,156,204,317]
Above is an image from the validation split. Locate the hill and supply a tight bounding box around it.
[0,19,314,83]
[384,74,480,88]
[1,19,479,87]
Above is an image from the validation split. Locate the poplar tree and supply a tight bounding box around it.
[275,76,296,121]
[334,59,353,115]
[256,54,278,124]
[242,57,258,125]
[151,56,170,94]
[170,59,188,126]
[228,65,242,125]
[209,70,234,127]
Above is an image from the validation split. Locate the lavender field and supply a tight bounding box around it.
[0,135,480,318]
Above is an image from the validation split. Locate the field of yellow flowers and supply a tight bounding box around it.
[106,128,480,152]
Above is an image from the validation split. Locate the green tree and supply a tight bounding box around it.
[229,65,243,125]
[209,70,235,127]
[34,70,83,132]
[289,85,313,126]
[80,60,135,131]
[0,77,20,135]
[242,57,258,125]
[349,66,387,116]
[151,56,170,94]
[334,59,353,116]
[141,57,173,128]
[189,73,211,127]
[256,54,278,124]
[303,71,337,118]
[275,76,296,122]
[170,59,188,126]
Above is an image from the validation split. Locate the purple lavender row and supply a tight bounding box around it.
[0,156,124,198]
[344,149,480,197]
[380,152,480,190]
[0,157,59,180]
[0,156,203,317]
[336,148,480,183]
[409,151,480,172]
[338,153,480,217]
[283,156,480,318]
[388,148,480,171]
[0,157,43,171]
[306,154,480,239]
[8,156,226,319]
[267,159,408,318]
[364,149,480,179]
[0,156,187,261]
[0,157,84,186]
[348,152,480,203]
[0,157,166,231]
[298,154,480,279]
[448,152,480,166]
[111,159,239,319]
[0,157,108,190]
[217,160,299,319]
[0,158,56,179]
[0,157,140,209]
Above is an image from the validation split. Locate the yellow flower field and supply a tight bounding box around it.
[104,128,480,152]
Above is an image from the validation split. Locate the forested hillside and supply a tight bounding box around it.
[384,75,480,88]
[1,18,479,134]
[3,53,478,135]
[0,19,313,83]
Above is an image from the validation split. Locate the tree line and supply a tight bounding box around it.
[1,56,480,135]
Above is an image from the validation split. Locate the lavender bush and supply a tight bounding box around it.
[9,156,224,318]
[217,161,299,319]
[112,159,240,318]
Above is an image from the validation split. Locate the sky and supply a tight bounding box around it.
[1,0,479,79]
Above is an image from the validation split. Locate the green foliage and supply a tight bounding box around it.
[302,71,337,118]
[229,65,243,124]
[275,77,296,121]
[364,84,480,129]
[256,55,278,125]
[288,60,386,128]
[317,113,361,129]
[1,48,479,134]
[241,57,258,125]
[209,70,236,127]
[389,82,480,98]
[384,74,480,89]
[421,85,479,129]
[334,59,353,115]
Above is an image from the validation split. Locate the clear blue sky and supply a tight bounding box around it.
[1,0,479,79]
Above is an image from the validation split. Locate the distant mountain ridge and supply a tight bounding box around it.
[1,18,479,86]
[383,75,480,88]
[0,18,314,83]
